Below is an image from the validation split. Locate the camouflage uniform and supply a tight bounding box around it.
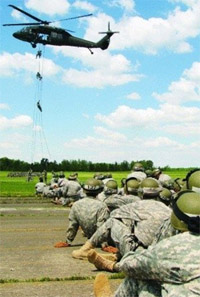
[104,194,141,212]
[114,232,200,297]
[66,196,109,244]
[89,200,171,257]
[35,181,46,195]
[127,171,147,181]
[97,193,141,212]
[158,173,172,186]
[152,217,179,244]
[60,180,84,206]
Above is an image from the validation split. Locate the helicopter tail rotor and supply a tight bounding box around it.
[99,22,119,36]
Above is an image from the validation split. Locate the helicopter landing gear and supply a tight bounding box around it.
[88,48,94,54]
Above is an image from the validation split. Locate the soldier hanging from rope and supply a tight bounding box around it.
[37,100,42,112]
[36,50,42,59]
[36,72,43,80]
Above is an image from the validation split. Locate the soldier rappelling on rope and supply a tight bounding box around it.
[37,100,42,112]
[36,72,42,80]
[36,50,42,59]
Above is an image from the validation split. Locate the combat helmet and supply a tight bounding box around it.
[138,177,162,198]
[173,178,186,192]
[185,169,200,193]
[132,162,144,172]
[104,180,118,195]
[82,178,103,196]
[68,172,78,180]
[152,168,162,178]
[145,169,153,177]
[124,177,140,195]
[171,190,200,233]
[93,172,105,180]
[159,188,172,206]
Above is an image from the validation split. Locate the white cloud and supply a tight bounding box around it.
[126,92,141,100]
[54,46,142,88]
[94,126,127,141]
[95,103,200,135]
[33,125,42,132]
[11,9,27,22]
[72,1,97,13]
[62,67,140,88]
[107,1,200,53]
[0,103,10,110]
[163,123,200,136]
[0,133,31,160]
[153,62,200,104]
[25,0,70,16]
[109,0,135,12]
[0,52,61,78]
[170,0,198,7]
[62,131,199,167]
[0,115,32,130]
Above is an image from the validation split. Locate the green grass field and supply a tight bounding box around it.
[0,169,190,197]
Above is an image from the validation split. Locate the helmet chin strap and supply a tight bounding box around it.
[172,201,200,234]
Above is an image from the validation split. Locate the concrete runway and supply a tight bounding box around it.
[0,202,122,297]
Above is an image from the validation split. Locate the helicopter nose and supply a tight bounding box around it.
[13,32,20,39]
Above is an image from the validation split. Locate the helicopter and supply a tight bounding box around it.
[3,4,119,54]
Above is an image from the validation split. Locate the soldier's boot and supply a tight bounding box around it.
[87,250,116,272]
[98,253,118,262]
[94,273,113,297]
[71,240,94,260]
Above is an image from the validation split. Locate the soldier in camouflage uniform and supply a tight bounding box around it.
[35,177,46,196]
[127,162,147,181]
[54,178,110,250]
[97,179,119,202]
[97,178,141,212]
[89,199,171,262]
[92,190,200,297]
[56,173,84,206]
[152,168,171,186]
[74,178,170,260]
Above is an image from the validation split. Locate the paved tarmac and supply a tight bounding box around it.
[0,202,122,297]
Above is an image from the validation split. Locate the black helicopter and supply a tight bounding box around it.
[3,5,119,54]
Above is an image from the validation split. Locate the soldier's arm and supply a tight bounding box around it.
[65,207,79,244]
[96,206,110,229]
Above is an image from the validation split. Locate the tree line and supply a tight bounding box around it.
[0,157,194,172]
[0,157,155,172]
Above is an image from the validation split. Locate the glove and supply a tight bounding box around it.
[54,242,71,248]
[101,246,118,253]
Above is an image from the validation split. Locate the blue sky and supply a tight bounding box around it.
[0,0,200,167]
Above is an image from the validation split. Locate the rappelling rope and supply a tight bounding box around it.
[30,45,51,163]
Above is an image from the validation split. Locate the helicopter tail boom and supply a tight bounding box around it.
[95,22,119,50]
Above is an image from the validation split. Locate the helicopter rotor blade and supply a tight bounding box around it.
[8,4,49,24]
[3,22,43,26]
[55,13,93,22]
[5,5,92,29]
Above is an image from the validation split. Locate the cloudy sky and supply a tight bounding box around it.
[0,0,200,167]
